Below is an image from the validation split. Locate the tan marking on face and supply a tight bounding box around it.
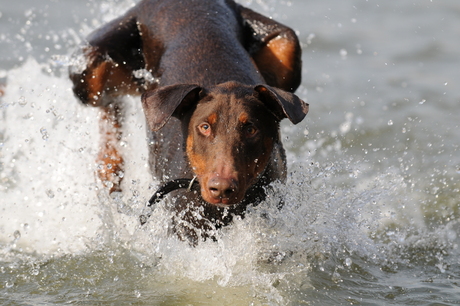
[207,112,218,125]
[238,112,249,124]
[186,134,206,175]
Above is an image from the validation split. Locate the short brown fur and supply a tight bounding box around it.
[69,0,308,243]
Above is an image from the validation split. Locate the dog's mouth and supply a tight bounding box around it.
[202,192,241,207]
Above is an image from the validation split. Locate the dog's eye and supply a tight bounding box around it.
[198,123,211,136]
[245,125,257,137]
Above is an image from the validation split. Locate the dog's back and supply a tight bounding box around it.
[135,0,263,87]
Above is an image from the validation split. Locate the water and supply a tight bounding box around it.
[1,0,460,304]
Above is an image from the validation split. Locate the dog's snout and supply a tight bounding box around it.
[207,177,239,204]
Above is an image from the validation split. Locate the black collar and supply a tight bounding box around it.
[139,178,199,225]
[139,175,271,226]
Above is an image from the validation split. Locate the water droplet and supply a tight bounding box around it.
[340,122,351,134]
[387,120,393,126]
[340,48,348,59]
[436,263,446,273]
[40,127,49,140]
[332,271,342,283]
[306,33,316,44]
[30,268,39,276]
[18,96,27,106]
[46,189,55,198]
[5,281,14,288]
[13,230,21,240]
[23,113,33,120]
[345,258,352,267]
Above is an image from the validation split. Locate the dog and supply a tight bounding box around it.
[69,0,309,243]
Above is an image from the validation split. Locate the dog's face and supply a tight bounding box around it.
[142,81,309,206]
[185,84,279,205]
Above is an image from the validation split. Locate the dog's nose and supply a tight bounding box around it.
[207,177,239,203]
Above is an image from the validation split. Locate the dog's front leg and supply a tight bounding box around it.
[97,103,124,193]
[69,11,145,194]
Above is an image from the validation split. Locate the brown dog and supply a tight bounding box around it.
[69,0,309,242]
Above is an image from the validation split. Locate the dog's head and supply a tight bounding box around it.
[142,81,308,206]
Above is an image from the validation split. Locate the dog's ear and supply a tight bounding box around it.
[141,84,202,131]
[255,84,309,124]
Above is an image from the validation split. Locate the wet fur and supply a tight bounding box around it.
[69,0,308,243]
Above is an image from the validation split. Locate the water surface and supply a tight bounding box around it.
[1,0,460,305]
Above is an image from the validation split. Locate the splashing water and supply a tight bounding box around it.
[1,0,460,305]
[2,61,458,305]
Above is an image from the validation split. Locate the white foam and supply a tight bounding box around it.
[1,58,102,254]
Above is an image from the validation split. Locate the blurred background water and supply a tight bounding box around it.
[1,0,460,305]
